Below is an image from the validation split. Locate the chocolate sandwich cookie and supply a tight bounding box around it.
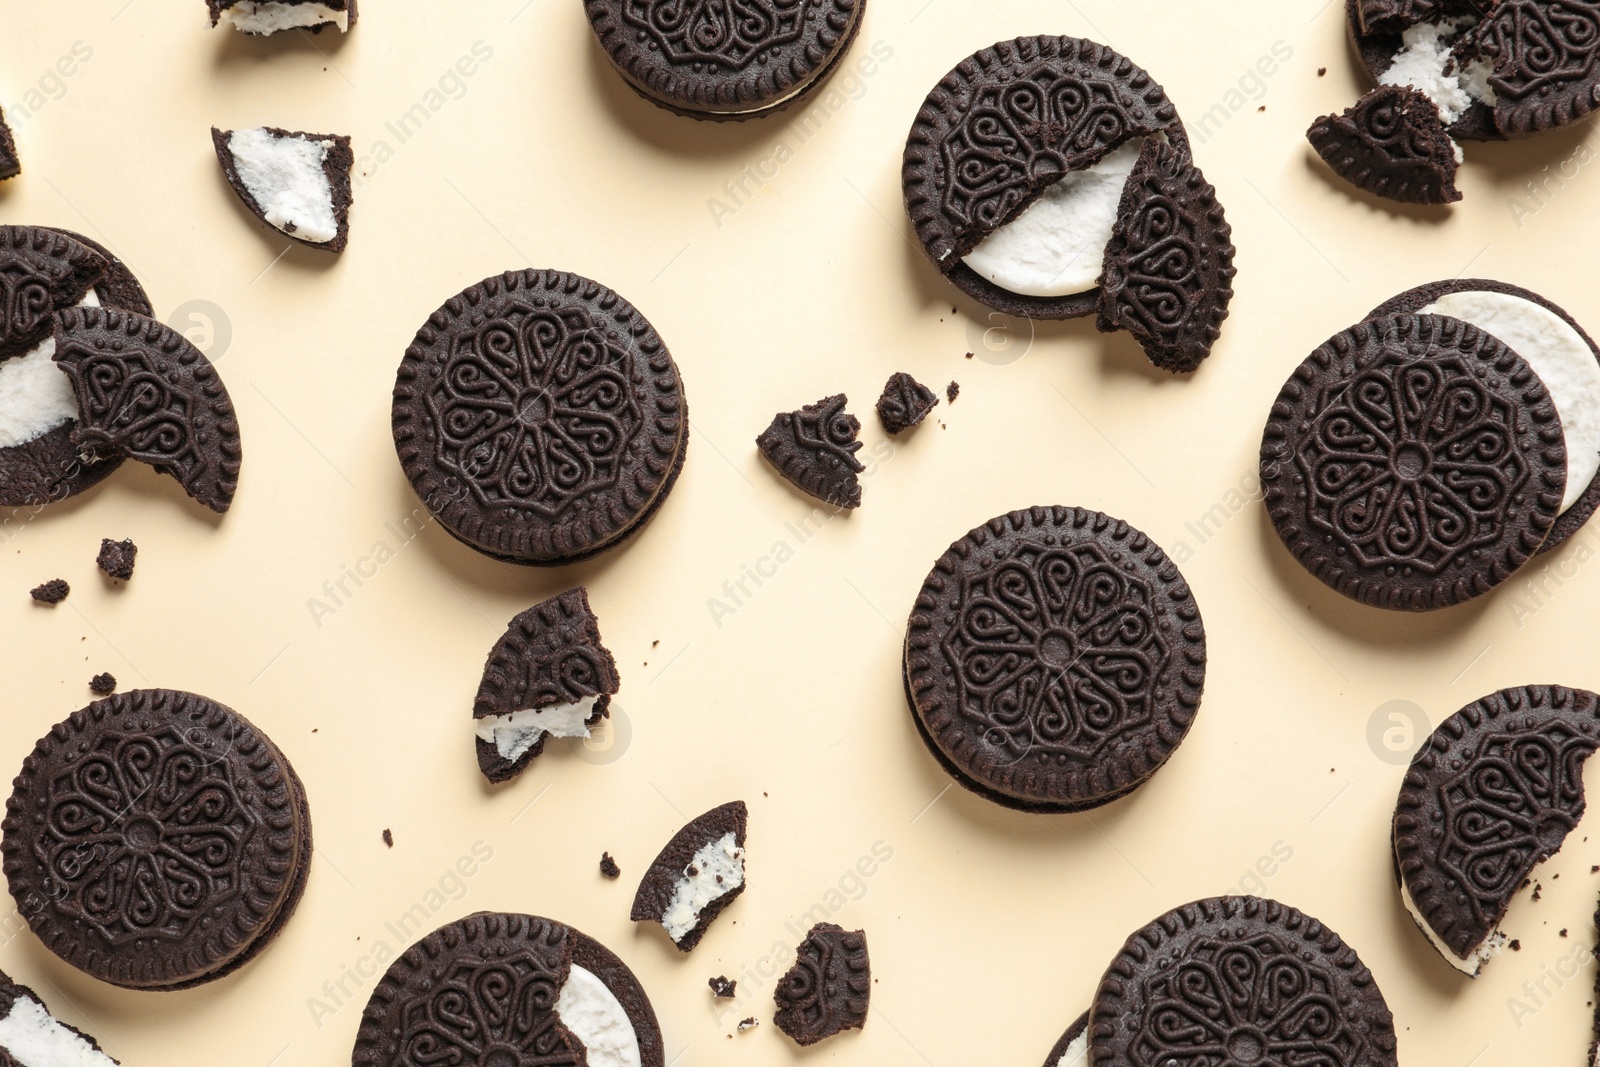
[903,506,1205,812]
[0,109,18,182]
[1392,685,1600,977]
[876,372,938,435]
[354,912,664,1067]
[0,967,118,1065]
[757,394,863,508]
[631,801,746,952]
[0,689,312,989]
[773,923,869,1046]
[1092,896,1398,1067]
[44,229,154,318]
[1366,279,1600,555]
[1261,313,1566,610]
[53,307,242,513]
[473,586,621,784]
[583,0,867,120]
[393,269,689,566]
[903,37,1235,370]
[212,127,354,252]
[1308,84,1462,205]
[1041,1011,1087,1067]
[208,0,356,34]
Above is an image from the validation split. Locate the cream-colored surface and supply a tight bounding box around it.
[0,3,1598,1065]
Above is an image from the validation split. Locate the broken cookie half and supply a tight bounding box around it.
[1308,84,1462,205]
[208,0,356,35]
[631,801,747,953]
[773,923,869,1047]
[212,126,353,252]
[0,968,117,1065]
[903,35,1235,372]
[473,586,621,784]
[757,394,863,509]
[1393,685,1600,977]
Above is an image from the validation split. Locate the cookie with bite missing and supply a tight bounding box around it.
[631,801,747,952]
[212,126,354,252]
[773,923,869,1046]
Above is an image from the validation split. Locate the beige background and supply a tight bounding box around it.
[2,1,1599,1064]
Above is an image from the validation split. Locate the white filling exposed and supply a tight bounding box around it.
[226,127,339,243]
[1421,290,1600,513]
[474,696,599,763]
[661,832,744,943]
[1399,877,1505,975]
[1379,19,1497,125]
[220,2,349,33]
[1053,1029,1088,1067]
[0,996,117,1067]
[962,138,1144,298]
[556,965,641,1067]
[0,339,77,450]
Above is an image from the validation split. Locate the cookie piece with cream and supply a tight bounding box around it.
[631,801,747,953]
[207,0,355,34]
[473,587,621,785]
[0,968,117,1066]
[211,126,353,252]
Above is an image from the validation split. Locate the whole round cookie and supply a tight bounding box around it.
[392,270,689,566]
[903,506,1206,812]
[1092,896,1398,1067]
[902,35,1189,320]
[0,689,312,990]
[1366,279,1600,555]
[354,911,665,1067]
[1392,684,1600,976]
[1261,313,1566,611]
[584,0,867,120]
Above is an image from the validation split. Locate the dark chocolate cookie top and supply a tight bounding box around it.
[1308,85,1463,205]
[475,587,620,717]
[52,306,242,513]
[904,506,1206,811]
[1394,685,1600,961]
[1261,314,1565,611]
[0,689,308,989]
[393,270,687,565]
[876,372,938,435]
[0,226,104,362]
[45,229,153,318]
[1096,137,1236,373]
[773,923,869,1046]
[584,0,864,116]
[756,393,863,509]
[1092,896,1398,1067]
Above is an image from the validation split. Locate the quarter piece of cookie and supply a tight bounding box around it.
[1040,1010,1087,1067]
[473,587,621,784]
[393,269,689,566]
[1092,896,1398,1067]
[756,394,863,509]
[354,912,665,1067]
[773,923,868,1046]
[904,506,1206,812]
[1392,685,1600,977]
[583,0,867,120]
[875,372,938,435]
[53,306,242,513]
[1261,314,1566,610]
[1307,84,1462,205]
[1096,137,1236,372]
[0,688,313,989]
[27,580,66,604]
[0,968,118,1065]
[211,127,353,252]
[207,0,356,34]
[96,537,137,581]
[1365,279,1600,555]
[0,109,18,181]
[631,801,747,952]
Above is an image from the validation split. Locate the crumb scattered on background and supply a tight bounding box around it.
[1509,939,1522,951]
[709,976,736,998]
[97,538,137,581]
[600,852,621,879]
[737,1018,758,1033]
[946,381,959,402]
[29,579,68,604]
[89,673,116,695]
[383,829,394,848]
[1318,67,1327,76]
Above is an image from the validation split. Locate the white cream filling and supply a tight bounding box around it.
[556,964,641,1067]
[962,139,1144,298]
[0,996,117,1067]
[0,339,77,450]
[226,127,339,243]
[220,2,349,33]
[474,695,599,763]
[1421,290,1600,513]
[661,831,744,943]
[1379,19,1496,125]
[1400,876,1505,975]
[1053,1029,1088,1067]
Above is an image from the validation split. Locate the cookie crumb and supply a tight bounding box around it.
[1560,928,1569,937]
[737,1018,758,1033]
[382,828,394,848]
[1532,881,1543,901]
[709,975,736,998]
[1318,67,1327,76]
[946,381,959,402]
[97,538,137,581]
[1257,106,1266,112]
[29,579,69,604]
[964,351,974,359]
[600,852,621,879]
[89,672,116,695]
[1509,939,1522,951]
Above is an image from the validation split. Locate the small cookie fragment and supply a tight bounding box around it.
[631,801,747,952]
[945,381,959,402]
[757,395,863,509]
[738,1018,759,1033]
[88,673,116,695]
[382,828,393,848]
[211,126,354,252]
[0,968,118,1065]
[1308,85,1462,205]
[96,537,137,581]
[773,923,869,1046]
[708,975,736,998]
[600,852,621,879]
[0,108,18,181]
[28,579,67,604]
[208,0,356,35]
[875,372,938,435]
